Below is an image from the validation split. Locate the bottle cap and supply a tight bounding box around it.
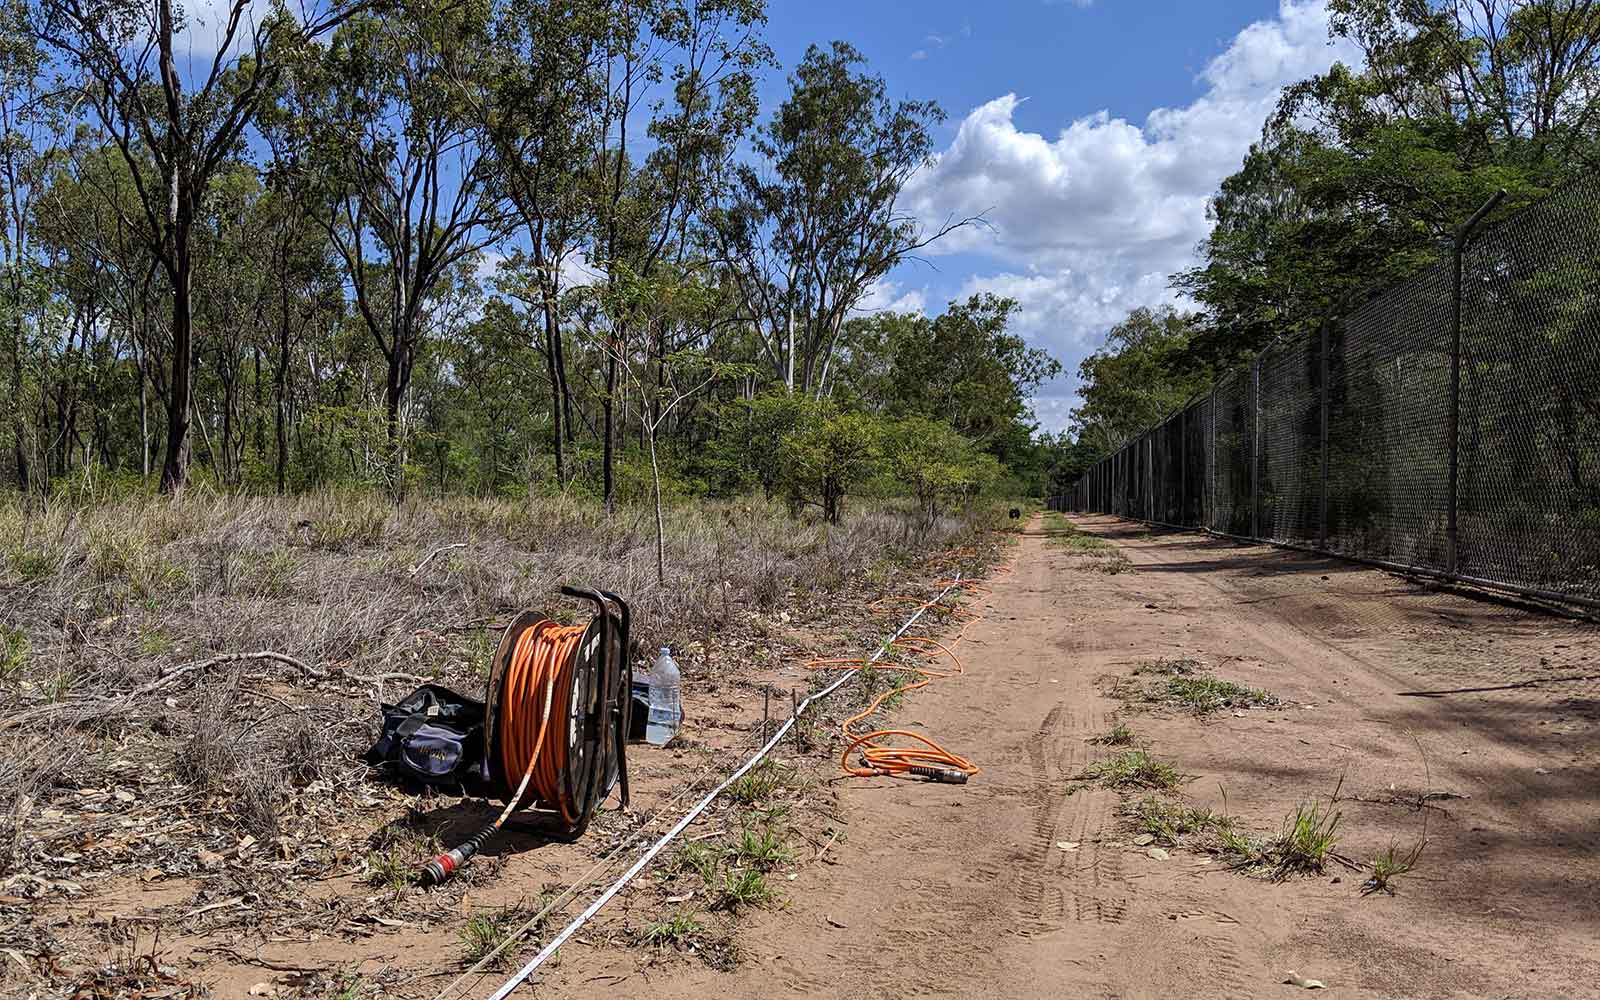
[660,646,670,656]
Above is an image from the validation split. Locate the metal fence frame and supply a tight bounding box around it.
[1049,182,1600,612]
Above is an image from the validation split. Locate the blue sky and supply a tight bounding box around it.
[758,1,1360,433]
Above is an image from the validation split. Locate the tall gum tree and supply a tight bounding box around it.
[33,0,358,491]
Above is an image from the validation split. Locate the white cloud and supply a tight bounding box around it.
[855,278,928,316]
[910,49,929,61]
[905,0,1359,432]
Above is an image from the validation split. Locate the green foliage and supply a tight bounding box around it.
[1267,799,1342,880]
[882,417,999,522]
[1157,677,1279,715]
[1363,837,1426,895]
[645,911,706,950]
[1070,306,1211,452]
[1131,796,1232,847]
[717,867,774,910]
[0,626,26,679]
[779,409,880,523]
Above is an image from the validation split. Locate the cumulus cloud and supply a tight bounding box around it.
[903,0,1359,431]
[855,278,928,316]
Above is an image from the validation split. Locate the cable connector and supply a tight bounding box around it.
[420,827,493,886]
[908,765,969,784]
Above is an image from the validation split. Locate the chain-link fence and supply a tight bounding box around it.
[1051,177,1600,610]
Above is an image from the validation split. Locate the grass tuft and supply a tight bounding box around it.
[717,867,774,911]
[728,761,784,805]
[1131,795,1232,846]
[1089,721,1137,746]
[1158,677,1278,714]
[1073,748,1183,791]
[1263,799,1342,880]
[1363,837,1425,896]
[645,911,705,950]
[728,826,793,871]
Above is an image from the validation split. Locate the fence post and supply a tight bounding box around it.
[1179,407,1187,526]
[1251,357,1262,540]
[1448,189,1505,578]
[1209,388,1216,532]
[1319,313,1331,551]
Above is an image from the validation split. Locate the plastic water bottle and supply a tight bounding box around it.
[646,647,681,745]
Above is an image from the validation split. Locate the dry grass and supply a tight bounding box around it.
[0,488,1003,980]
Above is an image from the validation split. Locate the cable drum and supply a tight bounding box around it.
[422,588,631,885]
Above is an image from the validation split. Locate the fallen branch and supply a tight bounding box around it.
[410,542,467,576]
[145,650,326,696]
[1395,672,1600,697]
[0,651,325,733]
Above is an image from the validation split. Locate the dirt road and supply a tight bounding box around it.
[633,514,1600,999]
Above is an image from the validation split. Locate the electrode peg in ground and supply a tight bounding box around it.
[790,688,800,748]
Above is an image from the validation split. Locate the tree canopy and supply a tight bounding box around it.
[0,1,1060,518]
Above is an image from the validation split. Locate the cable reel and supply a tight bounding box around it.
[422,586,632,884]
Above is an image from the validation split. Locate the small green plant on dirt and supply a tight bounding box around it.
[1089,721,1137,746]
[326,973,365,1000]
[1131,796,1232,846]
[1073,749,1183,791]
[729,827,793,871]
[459,914,505,964]
[1134,657,1205,676]
[1263,799,1342,880]
[672,843,720,886]
[728,761,784,805]
[364,829,440,891]
[1158,677,1278,714]
[645,911,706,950]
[1363,837,1426,896]
[1054,534,1113,552]
[0,627,27,679]
[718,867,774,910]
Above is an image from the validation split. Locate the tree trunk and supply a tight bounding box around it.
[10,313,26,492]
[138,346,150,481]
[275,293,290,495]
[603,337,618,512]
[647,421,666,583]
[541,297,565,485]
[159,203,194,493]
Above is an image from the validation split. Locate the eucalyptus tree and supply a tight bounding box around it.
[295,0,509,483]
[482,0,608,486]
[31,0,358,491]
[710,41,975,397]
[580,0,769,509]
[0,0,44,489]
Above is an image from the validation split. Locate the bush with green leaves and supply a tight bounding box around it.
[779,408,881,523]
[883,417,1001,522]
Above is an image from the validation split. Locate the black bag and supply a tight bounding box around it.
[365,684,486,786]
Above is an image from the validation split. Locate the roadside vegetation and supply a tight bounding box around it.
[1042,512,1133,573]
[1106,658,1281,716]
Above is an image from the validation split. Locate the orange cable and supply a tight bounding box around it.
[806,585,990,781]
[498,620,588,825]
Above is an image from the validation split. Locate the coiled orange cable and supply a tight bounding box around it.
[808,577,996,781]
[498,621,588,824]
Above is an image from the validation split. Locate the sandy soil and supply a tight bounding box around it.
[597,513,1600,1000]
